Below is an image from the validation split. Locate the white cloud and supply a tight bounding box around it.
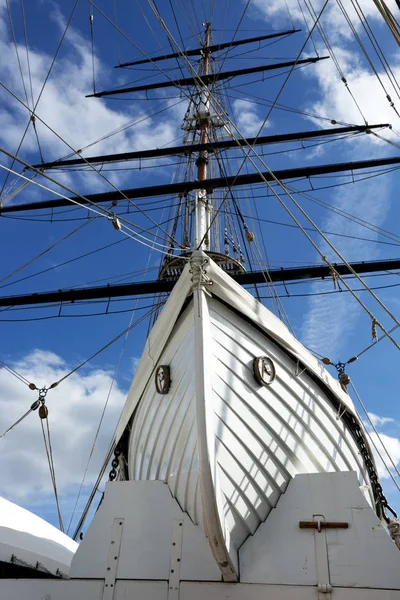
[251,0,399,40]
[251,0,400,130]
[0,350,125,517]
[300,173,392,355]
[308,46,400,130]
[267,1,400,357]
[368,412,396,428]
[362,412,400,480]
[367,430,400,480]
[232,98,269,137]
[0,2,184,202]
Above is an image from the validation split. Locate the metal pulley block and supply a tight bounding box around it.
[39,404,49,419]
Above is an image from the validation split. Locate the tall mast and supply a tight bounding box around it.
[193,22,212,251]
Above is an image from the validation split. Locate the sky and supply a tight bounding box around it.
[0,0,400,539]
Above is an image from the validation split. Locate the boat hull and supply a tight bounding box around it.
[127,269,373,577]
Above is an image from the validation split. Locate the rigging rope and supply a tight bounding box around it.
[371,0,400,46]
[92,3,400,343]
[0,357,34,388]
[0,159,181,256]
[0,400,40,440]
[350,381,400,483]
[39,402,64,532]
[193,89,400,353]
[89,0,96,94]
[0,0,81,198]
[305,0,367,124]
[66,295,144,534]
[50,306,159,388]
[0,77,184,250]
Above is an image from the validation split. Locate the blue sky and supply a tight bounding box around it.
[0,0,399,535]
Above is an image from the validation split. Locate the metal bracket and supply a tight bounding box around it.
[168,519,184,600]
[295,360,307,378]
[313,515,332,600]
[102,517,124,600]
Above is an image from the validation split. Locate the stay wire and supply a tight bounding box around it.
[354,324,400,360]
[40,415,65,532]
[190,56,400,350]
[305,0,367,124]
[67,243,159,534]
[335,0,400,116]
[89,0,96,94]
[0,155,179,254]
[0,406,36,440]
[72,440,115,540]
[50,305,159,389]
[228,143,400,351]
[0,238,128,291]
[6,0,30,109]
[351,0,400,97]
[70,226,162,535]
[216,116,400,349]
[0,358,32,387]
[350,381,400,487]
[140,0,331,261]
[189,2,332,252]
[297,0,318,55]
[0,0,81,197]
[20,0,38,116]
[213,0,252,74]
[0,204,96,286]
[0,83,184,251]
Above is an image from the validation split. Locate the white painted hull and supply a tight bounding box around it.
[124,253,375,578]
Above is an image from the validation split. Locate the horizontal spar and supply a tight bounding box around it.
[87,57,329,97]
[32,124,389,170]
[117,29,301,68]
[2,155,400,214]
[0,258,399,306]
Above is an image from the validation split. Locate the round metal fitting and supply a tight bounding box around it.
[253,356,276,386]
[155,365,171,394]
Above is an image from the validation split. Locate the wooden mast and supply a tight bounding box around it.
[194,22,211,251]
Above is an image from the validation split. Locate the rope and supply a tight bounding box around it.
[349,382,400,490]
[0,159,181,256]
[0,400,40,440]
[0,358,35,388]
[0,0,81,198]
[142,5,400,343]
[49,305,158,388]
[72,441,115,540]
[0,92,184,252]
[89,0,96,94]
[194,102,400,353]
[40,412,64,532]
[66,302,138,534]
[306,0,367,124]
[355,324,399,360]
